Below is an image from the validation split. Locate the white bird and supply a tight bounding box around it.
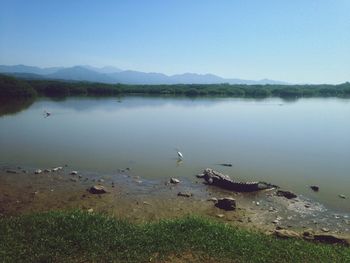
[177,151,183,159]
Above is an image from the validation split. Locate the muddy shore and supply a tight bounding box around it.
[1,164,349,239]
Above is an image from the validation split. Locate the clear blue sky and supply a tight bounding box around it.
[1,0,349,84]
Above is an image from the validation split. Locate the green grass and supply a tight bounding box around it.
[0,211,349,262]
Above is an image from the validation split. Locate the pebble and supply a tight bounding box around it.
[207,197,218,202]
[216,214,225,218]
[87,208,94,213]
[170,178,180,184]
[177,192,193,197]
[321,228,330,232]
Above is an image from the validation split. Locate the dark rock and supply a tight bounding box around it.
[310,185,319,191]
[216,197,236,211]
[89,185,107,194]
[177,192,192,197]
[276,190,297,199]
[70,171,78,175]
[6,170,17,174]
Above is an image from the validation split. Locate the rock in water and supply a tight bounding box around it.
[89,185,107,194]
[70,171,78,175]
[339,194,346,199]
[310,185,319,192]
[170,178,180,184]
[276,190,297,199]
[6,170,17,174]
[216,197,236,211]
[34,169,42,174]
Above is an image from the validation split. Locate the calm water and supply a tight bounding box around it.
[0,96,349,212]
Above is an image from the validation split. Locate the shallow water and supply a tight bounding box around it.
[0,96,349,212]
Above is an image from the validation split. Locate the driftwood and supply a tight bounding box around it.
[197,168,277,192]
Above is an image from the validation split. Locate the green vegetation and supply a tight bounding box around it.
[0,211,349,262]
[1,74,350,99]
[0,74,37,99]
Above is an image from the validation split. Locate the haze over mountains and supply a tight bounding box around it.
[0,64,288,85]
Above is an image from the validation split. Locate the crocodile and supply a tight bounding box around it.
[197,168,278,192]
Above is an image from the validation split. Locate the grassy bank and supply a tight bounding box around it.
[0,211,349,262]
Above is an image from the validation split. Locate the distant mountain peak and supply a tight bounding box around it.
[0,64,289,85]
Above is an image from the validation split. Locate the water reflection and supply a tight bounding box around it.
[0,98,34,117]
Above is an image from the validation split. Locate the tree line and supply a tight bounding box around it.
[1,74,350,99]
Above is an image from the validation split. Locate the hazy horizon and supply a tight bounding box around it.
[1,0,349,84]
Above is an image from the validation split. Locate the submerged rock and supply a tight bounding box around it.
[276,190,297,199]
[216,197,236,211]
[89,185,107,194]
[219,163,233,167]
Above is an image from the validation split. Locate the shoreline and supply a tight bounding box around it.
[1,163,349,241]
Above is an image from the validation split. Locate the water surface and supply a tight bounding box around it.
[0,96,349,212]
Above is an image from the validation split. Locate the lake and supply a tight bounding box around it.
[0,96,349,212]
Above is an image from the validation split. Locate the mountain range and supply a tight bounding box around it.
[0,64,288,85]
